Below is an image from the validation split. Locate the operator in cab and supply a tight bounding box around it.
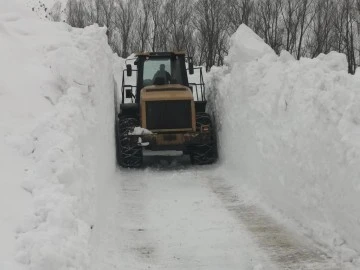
[153,64,171,85]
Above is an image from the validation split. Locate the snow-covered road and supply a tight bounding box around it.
[89,156,340,270]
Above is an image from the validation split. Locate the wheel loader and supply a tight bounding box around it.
[115,52,217,168]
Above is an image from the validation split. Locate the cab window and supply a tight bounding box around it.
[143,58,171,86]
[142,57,186,86]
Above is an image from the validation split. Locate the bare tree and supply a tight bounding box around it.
[356,0,360,67]
[342,0,357,73]
[254,0,283,54]
[66,0,87,28]
[99,0,115,41]
[308,0,336,57]
[133,0,151,52]
[65,0,359,73]
[281,0,300,54]
[147,0,164,52]
[162,0,194,52]
[86,0,102,25]
[194,0,229,70]
[114,0,137,58]
[296,0,314,59]
[226,0,254,33]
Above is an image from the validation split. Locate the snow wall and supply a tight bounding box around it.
[1,2,117,268]
[18,27,116,270]
[208,24,360,257]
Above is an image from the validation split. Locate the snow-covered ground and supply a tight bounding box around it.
[1,1,360,269]
[90,160,347,270]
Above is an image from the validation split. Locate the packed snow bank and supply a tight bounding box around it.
[208,24,360,265]
[0,2,116,269]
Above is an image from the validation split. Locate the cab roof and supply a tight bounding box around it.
[135,51,186,57]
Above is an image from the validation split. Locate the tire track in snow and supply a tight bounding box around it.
[91,163,274,270]
[90,170,159,270]
[120,174,158,264]
[92,157,341,270]
[208,176,340,270]
[136,167,271,270]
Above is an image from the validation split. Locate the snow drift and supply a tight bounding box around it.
[208,24,360,263]
[0,1,116,269]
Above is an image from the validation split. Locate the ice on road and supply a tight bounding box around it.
[90,160,340,270]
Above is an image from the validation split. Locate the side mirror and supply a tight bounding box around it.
[188,57,194,75]
[125,88,132,98]
[126,64,132,77]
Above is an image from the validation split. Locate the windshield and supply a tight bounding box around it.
[142,57,185,87]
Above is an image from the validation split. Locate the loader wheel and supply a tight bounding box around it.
[190,113,218,165]
[116,117,143,168]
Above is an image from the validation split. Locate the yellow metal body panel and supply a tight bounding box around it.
[140,84,196,132]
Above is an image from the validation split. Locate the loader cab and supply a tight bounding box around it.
[120,51,205,115]
[134,52,191,103]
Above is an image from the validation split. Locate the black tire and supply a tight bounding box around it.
[190,113,218,165]
[116,117,143,168]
